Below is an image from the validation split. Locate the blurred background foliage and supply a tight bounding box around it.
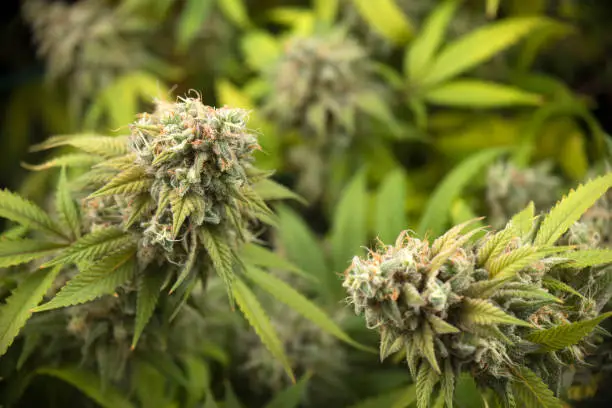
[3,0,612,407]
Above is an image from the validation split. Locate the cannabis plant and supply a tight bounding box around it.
[344,174,612,407]
[0,95,287,361]
[262,28,388,200]
[22,0,163,115]
[486,161,563,229]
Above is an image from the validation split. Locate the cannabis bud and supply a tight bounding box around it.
[22,0,151,109]
[487,161,562,229]
[123,98,261,258]
[344,174,612,408]
[264,30,378,147]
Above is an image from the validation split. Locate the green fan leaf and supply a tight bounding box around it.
[424,80,543,108]
[200,228,236,296]
[0,266,62,356]
[461,298,531,328]
[535,173,612,245]
[252,178,307,204]
[542,276,585,299]
[232,278,295,383]
[330,169,368,276]
[275,205,331,298]
[36,367,134,408]
[0,240,66,268]
[510,367,564,408]
[169,230,198,293]
[245,265,373,352]
[380,327,404,361]
[31,134,130,158]
[88,166,153,198]
[487,246,543,279]
[416,321,440,373]
[22,153,102,171]
[264,373,312,408]
[406,0,458,81]
[559,249,612,269]
[132,272,165,349]
[43,227,134,267]
[170,192,204,237]
[420,17,549,86]
[56,167,81,239]
[526,311,612,351]
[442,360,454,408]
[416,361,440,408]
[241,243,317,283]
[375,168,409,243]
[34,248,136,312]
[351,0,413,44]
[125,194,153,228]
[176,0,214,52]
[509,201,536,240]
[418,148,507,236]
[0,189,68,241]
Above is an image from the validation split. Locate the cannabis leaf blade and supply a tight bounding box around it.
[245,265,373,352]
[200,228,235,295]
[56,166,81,239]
[232,278,295,383]
[535,173,612,245]
[0,240,65,268]
[461,298,531,327]
[526,311,612,351]
[510,367,564,408]
[253,178,307,204]
[88,166,153,198]
[0,189,68,240]
[418,148,507,236]
[0,266,61,356]
[241,243,317,283]
[36,367,134,408]
[34,248,136,312]
[31,134,130,158]
[416,361,439,408]
[264,373,312,408]
[132,272,165,349]
[406,0,458,81]
[559,249,612,268]
[420,17,548,86]
[43,227,134,267]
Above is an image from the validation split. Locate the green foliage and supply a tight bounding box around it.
[263,373,312,408]
[35,248,136,312]
[0,189,68,241]
[418,148,507,236]
[527,312,612,351]
[36,367,135,408]
[0,267,61,356]
[132,272,165,349]
[4,0,612,407]
[232,278,295,383]
[245,265,370,352]
[510,367,564,408]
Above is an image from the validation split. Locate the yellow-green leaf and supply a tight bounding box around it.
[406,0,459,81]
[424,80,542,108]
[420,17,548,86]
[352,0,414,44]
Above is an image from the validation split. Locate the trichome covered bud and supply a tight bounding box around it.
[344,175,612,407]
